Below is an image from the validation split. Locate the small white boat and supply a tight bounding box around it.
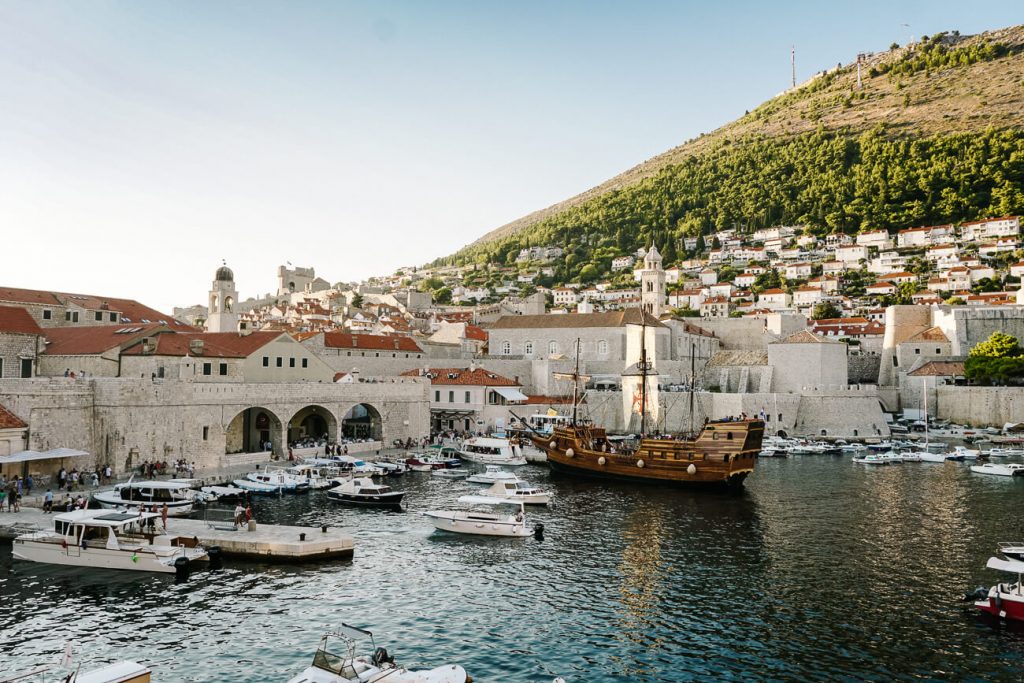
[952,445,980,460]
[245,470,310,493]
[466,465,520,485]
[12,509,214,575]
[423,495,541,538]
[92,479,195,516]
[432,468,470,479]
[286,625,469,683]
[331,456,386,476]
[970,463,1024,477]
[199,484,248,502]
[853,454,889,465]
[879,451,904,464]
[3,658,152,683]
[232,478,281,494]
[985,448,1021,458]
[483,479,552,505]
[287,463,339,490]
[405,451,461,472]
[901,451,922,462]
[370,461,408,476]
[917,450,955,463]
[326,478,405,506]
[458,436,527,466]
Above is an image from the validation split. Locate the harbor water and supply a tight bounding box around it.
[3,456,1024,681]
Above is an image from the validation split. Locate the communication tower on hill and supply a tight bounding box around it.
[791,46,796,88]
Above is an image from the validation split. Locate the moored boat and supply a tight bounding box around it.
[423,495,540,538]
[970,463,1024,477]
[326,478,405,506]
[245,469,310,493]
[852,453,890,465]
[465,465,520,485]
[92,479,196,516]
[970,556,1024,622]
[432,468,470,479]
[483,479,552,505]
[459,435,527,466]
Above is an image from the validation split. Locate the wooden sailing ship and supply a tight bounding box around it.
[525,314,764,489]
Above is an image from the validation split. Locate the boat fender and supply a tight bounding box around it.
[637,459,645,468]
[687,464,697,475]
[549,441,557,450]
[598,456,606,466]
[994,592,1003,610]
[565,448,574,458]
[534,523,544,541]
[174,556,190,581]
[964,587,989,602]
[207,545,223,570]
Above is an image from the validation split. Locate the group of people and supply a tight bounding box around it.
[233,503,254,529]
[1,476,26,512]
[56,465,111,490]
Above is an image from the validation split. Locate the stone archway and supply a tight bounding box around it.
[225,406,284,455]
[341,403,382,441]
[287,404,339,445]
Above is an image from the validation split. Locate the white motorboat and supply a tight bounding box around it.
[483,479,552,505]
[92,479,195,516]
[970,463,1024,477]
[999,542,1024,562]
[232,478,281,495]
[458,436,527,466]
[3,658,152,683]
[985,447,1023,457]
[370,461,408,476]
[286,625,469,683]
[917,450,956,463]
[465,465,520,485]
[432,468,469,479]
[852,454,889,465]
[423,495,541,538]
[199,484,248,502]
[326,478,405,506]
[331,456,386,476]
[12,509,214,575]
[879,451,904,464]
[952,445,980,460]
[287,463,339,490]
[245,469,310,493]
[901,451,922,462]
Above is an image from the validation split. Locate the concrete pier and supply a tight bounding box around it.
[0,508,354,562]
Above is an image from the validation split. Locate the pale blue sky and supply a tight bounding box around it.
[1,1,1021,311]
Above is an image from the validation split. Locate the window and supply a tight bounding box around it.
[598,340,608,355]
[20,358,32,378]
[892,355,898,368]
[0,358,3,377]
[935,348,941,355]
[262,356,269,367]
[915,348,920,355]
[94,311,103,321]
[435,390,440,402]
[524,341,534,355]
[465,391,471,403]
[489,391,498,405]
[42,309,52,320]
[202,426,209,441]
[302,358,308,368]
[202,362,212,376]
[501,341,511,355]
[548,341,558,355]
[289,358,296,368]
[276,357,283,367]
[109,312,117,322]
[219,363,228,376]
[448,391,454,403]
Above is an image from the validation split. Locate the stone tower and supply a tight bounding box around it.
[206,263,239,333]
[640,244,666,317]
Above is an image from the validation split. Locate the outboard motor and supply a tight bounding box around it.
[207,545,223,570]
[533,523,544,541]
[371,647,393,667]
[174,556,190,581]
[964,586,989,602]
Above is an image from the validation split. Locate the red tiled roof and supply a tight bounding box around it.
[43,324,166,356]
[962,216,1018,226]
[121,331,283,358]
[0,287,193,329]
[0,305,43,335]
[464,325,488,342]
[0,403,27,429]
[400,367,519,386]
[760,288,787,295]
[525,396,579,405]
[323,332,423,354]
[908,361,966,377]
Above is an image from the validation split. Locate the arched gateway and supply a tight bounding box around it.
[341,403,382,441]
[225,407,284,455]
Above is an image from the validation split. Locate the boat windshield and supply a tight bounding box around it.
[312,648,355,676]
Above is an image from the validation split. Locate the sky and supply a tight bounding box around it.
[1,1,1022,313]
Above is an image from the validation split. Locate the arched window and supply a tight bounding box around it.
[548,341,558,355]
[524,341,534,355]
[501,341,511,355]
[597,340,608,355]
[224,296,233,313]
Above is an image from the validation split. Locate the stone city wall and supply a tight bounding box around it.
[848,353,881,384]
[935,386,1024,427]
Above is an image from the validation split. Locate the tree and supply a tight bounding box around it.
[433,287,453,305]
[811,301,842,320]
[966,332,1024,384]
[969,332,1021,359]
[351,293,364,309]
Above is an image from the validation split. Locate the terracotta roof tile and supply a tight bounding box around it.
[908,361,965,377]
[490,309,664,330]
[0,306,43,335]
[464,325,488,342]
[0,403,27,429]
[120,331,283,358]
[775,330,840,344]
[323,332,423,354]
[903,326,950,344]
[400,367,520,386]
[43,324,166,356]
[0,287,192,329]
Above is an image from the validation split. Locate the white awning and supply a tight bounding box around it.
[0,448,89,464]
[493,387,528,402]
[987,556,1024,574]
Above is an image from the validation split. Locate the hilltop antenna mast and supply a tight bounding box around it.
[791,45,796,88]
[856,53,864,90]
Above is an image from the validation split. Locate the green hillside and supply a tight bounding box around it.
[437,27,1024,283]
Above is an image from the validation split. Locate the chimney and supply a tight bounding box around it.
[142,338,156,354]
[189,339,204,355]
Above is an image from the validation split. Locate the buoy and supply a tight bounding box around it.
[549,440,557,450]
[687,463,697,475]
[598,456,606,466]
[637,459,645,468]
[566,448,575,458]
[174,556,190,581]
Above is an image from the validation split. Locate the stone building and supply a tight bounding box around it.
[0,286,192,331]
[401,366,528,434]
[639,245,666,317]
[767,330,848,394]
[206,264,239,333]
[0,402,27,457]
[0,306,44,379]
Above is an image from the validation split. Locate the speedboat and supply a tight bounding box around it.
[999,542,1024,562]
[878,451,904,464]
[466,465,520,485]
[952,445,980,460]
[232,478,282,495]
[331,456,386,476]
[458,436,527,466]
[286,624,469,683]
[370,461,408,476]
[405,452,460,472]
[245,470,310,493]
[432,468,469,479]
[423,495,541,538]
[326,478,405,507]
[4,656,153,683]
[852,454,889,465]
[199,484,248,502]
[483,479,552,505]
[970,463,1024,477]
[287,463,340,490]
[92,479,196,516]
[12,509,216,575]
[968,555,1024,622]
[985,448,1022,458]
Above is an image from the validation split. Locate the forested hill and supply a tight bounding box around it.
[438,26,1024,277]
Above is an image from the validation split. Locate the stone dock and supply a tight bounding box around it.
[0,508,354,562]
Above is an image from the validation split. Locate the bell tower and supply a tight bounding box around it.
[639,245,666,317]
[206,262,239,333]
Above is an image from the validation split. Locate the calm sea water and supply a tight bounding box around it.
[3,456,1024,682]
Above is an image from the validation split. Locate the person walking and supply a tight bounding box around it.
[233,503,245,530]
[43,489,53,513]
[161,503,169,531]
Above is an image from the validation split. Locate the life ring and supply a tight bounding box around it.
[637,459,645,468]
[566,448,575,458]
[687,463,697,475]
[598,456,606,466]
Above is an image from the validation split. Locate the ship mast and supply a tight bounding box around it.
[688,340,696,436]
[572,337,581,428]
[638,311,652,438]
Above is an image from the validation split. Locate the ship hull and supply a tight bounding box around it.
[546,455,749,490]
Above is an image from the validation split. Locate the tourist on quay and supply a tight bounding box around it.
[245,504,253,523]
[91,471,99,487]
[58,467,67,490]
[233,503,245,530]
[8,482,19,512]
[43,489,53,513]
[25,474,33,495]
[161,503,168,531]
[69,470,79,491]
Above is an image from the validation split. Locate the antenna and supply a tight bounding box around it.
[791,45,796,88]
[856,53,864,90]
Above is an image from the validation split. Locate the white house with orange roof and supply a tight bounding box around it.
[834,245,868,264]
[792,285,824,309]
[757,288,791,310]
[401,366,527,433]
[960,216,1019,241]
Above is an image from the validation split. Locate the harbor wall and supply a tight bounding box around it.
[934,386,1024,427]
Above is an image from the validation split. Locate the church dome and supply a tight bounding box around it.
[215,265,234,282]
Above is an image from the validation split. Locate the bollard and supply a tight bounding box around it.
[321,524,328,533]
[299,532,306,541]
